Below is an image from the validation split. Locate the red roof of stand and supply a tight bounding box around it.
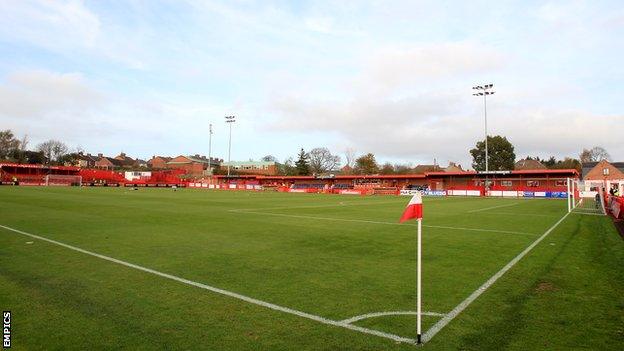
[424,169,578,177]
[0,163,80,171]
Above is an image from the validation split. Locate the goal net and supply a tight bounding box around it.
[568,178,606,215]
[44,174,82,187]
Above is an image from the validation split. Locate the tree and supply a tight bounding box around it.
[309,147,341,174]
[379,162,394,175]
[354,153,379,175]
[579,147,610,163]
[344,148,356,169]
[261,155,277,162]
[551,157,581,172]
[22,150,46,164]
[37,140,68,164]
[294,148,310,175]
[278,157,298,176]
[0,129,20,160]
[59,152,81,166]
[542,156,557,168]
[394,163,412,174]
[470,135,515,171]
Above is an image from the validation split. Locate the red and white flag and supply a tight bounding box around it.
[399,192,423,222]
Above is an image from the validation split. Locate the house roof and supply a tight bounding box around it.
[165,155,221,165]
[149,156,173,162]
[76,153,97,162]
[582,161,624,179]
[98,157,124,166]
[114,153,136,166]
[515,159,547,170]
[413,164,442,174]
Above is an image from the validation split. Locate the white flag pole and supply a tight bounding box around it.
[417,218,422,344]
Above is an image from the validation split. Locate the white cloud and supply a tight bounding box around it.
[0,70,101,118]
[0,70,107,141]
[0,0,101,50]
[361,42,505,92]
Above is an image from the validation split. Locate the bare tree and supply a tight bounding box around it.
[579,146,611,163]
[309,147,341,174]
[37,140,68,164]
[344,147,356,168]
[19,134,29,152]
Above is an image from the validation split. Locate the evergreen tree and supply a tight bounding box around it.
[295,148,310,175]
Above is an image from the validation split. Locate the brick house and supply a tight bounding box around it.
[166,155,222,175]
[444,162,464,172]
[95,154,124,170]
[148,156,173,169]
[582,160,624,194]
[72,152,97,168]
[114,153,138,168]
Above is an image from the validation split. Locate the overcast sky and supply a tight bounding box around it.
[1,0,622,168]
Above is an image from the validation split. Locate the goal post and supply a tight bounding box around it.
[44,174,82,187]
[568,178,606,215]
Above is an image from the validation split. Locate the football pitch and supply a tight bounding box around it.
[1,187,623,350]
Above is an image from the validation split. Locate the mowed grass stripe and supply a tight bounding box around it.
[0,224,418,344]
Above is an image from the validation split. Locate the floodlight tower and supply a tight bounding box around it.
[225,115,236,177]
[208,123,213,177]
[472,84,495,172]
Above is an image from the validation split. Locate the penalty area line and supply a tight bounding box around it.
[341,310,446,324]
[467,202,520,213]
[0,224,416,345]
[421,211,571,343]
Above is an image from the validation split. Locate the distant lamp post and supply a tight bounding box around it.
[208,123,213,177]
[225,115,236,177]
[472,84,495,172]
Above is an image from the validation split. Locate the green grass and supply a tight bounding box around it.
[0,187,622,350]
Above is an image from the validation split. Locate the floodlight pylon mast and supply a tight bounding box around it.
[225,115,236,177]
[208,123,213,178]
[472,84,495,172]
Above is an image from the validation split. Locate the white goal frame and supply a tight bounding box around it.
[568,178,606,215]
[44,174,82,186]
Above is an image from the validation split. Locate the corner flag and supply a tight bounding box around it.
[399,192,423,222]
[399,192,424,344]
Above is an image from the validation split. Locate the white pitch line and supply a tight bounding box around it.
[0,224,415,345]
[467,202,520,213]
[485,212,560,218]
[341,310,446,324]
[570,212,605,216]
[236,210,537,237]
[421,211,570,343]
[229,198,449,213]
[228,200,404,213]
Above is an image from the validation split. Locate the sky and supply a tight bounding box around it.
[0,0,622,169]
